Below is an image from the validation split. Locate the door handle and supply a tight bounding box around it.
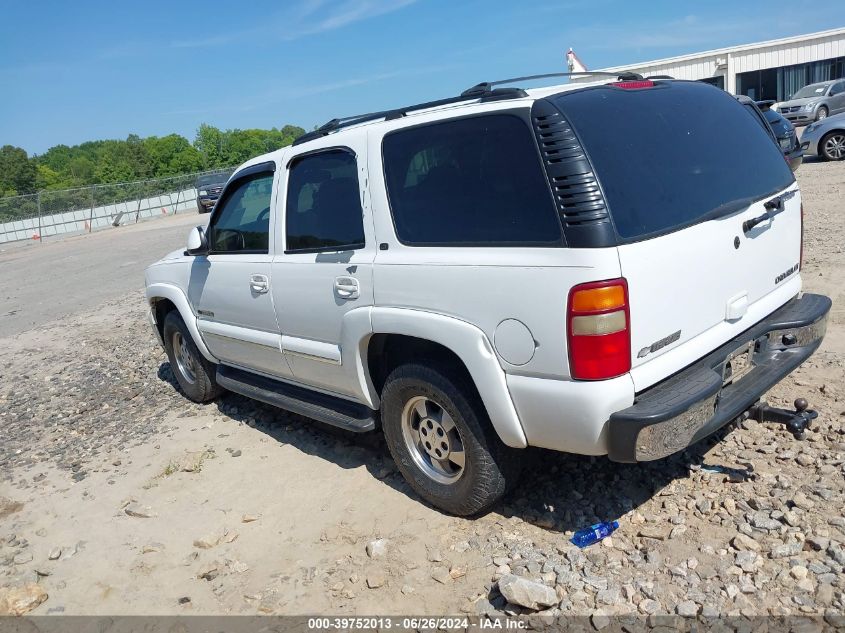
[334,276,359,300]
[250,274,269,294]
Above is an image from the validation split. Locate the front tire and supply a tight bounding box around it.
[162,311,222,403]
[820,131,845,161]
[380,363,521,516]
[816,106,828,122]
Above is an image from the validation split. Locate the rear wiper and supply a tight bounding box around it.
[697,195,759,223]
[742,190,797,234]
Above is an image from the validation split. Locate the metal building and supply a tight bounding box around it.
[572,27,845,101]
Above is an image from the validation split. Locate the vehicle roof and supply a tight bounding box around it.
[236,76,686,170]
[802,79,838,88]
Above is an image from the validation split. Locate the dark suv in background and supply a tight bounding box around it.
[196,170,233,214]
[757,100,803,172]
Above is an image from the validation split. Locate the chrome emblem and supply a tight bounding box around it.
[637,330,681,359]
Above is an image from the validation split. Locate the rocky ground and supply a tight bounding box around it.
[0,159,843,623]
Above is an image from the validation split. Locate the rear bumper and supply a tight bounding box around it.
[607,293,831,462]
[785,148,803,171]
[800,137,819,156]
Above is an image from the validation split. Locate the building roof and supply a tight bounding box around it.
[586,26,845,72]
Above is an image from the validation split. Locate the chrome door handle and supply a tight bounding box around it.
[334,276,359,300]
[250,274,269,294]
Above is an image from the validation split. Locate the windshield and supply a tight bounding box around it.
[197,171,232,187]
[553,81,794,241]
[792,83,829,99]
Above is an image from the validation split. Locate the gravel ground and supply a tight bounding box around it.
[0,159,843,623]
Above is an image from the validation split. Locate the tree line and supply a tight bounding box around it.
[0,123,305,198]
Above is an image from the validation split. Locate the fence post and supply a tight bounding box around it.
[134,180,145,224]
[37,191,43,243]
[172,188,182,216]
[89,185,95,232]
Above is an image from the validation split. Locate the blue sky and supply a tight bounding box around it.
[2,0,843,154]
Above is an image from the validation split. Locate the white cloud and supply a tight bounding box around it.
[170,0,418,48]
[571,14,749,53]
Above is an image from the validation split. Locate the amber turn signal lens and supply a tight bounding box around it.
[570,285,626,313]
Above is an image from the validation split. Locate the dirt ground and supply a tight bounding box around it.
[0,159,843,619]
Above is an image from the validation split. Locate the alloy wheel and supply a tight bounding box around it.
[400,395,466,484]
[172,331,197,384]
[823,134,845,160]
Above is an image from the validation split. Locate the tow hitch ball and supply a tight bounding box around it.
[745,398,818,440]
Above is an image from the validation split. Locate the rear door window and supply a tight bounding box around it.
[553,81,794,241]
[285,149,365,253]
[382,114,562,246]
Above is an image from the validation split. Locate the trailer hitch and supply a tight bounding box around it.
[746,398,817,440]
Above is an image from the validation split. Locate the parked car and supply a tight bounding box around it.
[800,112,845,161]
[775,79,845,125]
[146,77,830,515]
[195,171,233,214]
[755,100,803,171]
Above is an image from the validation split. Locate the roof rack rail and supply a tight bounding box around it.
[292,86,529,146]
[461,70,645,97]
[292,70,647,146]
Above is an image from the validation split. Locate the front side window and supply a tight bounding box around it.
[209,172,273,253]
[285,150,365,252]
[382,114,562,246]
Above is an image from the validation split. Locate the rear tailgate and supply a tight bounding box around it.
[552,81,800,391]
[618,190,801,390]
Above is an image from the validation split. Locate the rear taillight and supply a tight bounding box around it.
[567,278,631,380]
[800,202,804,270]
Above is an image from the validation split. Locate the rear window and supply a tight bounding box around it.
[554,82,794,240]
[382,114,562,246]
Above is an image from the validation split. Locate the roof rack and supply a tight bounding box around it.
[292,70,646,146]
[460,70,644,97]
[292,87,527,146]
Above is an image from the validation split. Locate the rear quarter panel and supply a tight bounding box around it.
[366,123,622,379]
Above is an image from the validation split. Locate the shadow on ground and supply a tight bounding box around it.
[159,361,743,533]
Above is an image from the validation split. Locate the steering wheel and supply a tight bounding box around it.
[257,207,271,224]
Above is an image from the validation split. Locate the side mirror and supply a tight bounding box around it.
[186,226,208,255]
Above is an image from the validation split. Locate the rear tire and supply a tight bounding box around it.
[380,362,521,516]
[820,131,845,161]
[162,311,222,403]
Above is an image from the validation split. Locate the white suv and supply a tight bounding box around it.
[145,74,831,515]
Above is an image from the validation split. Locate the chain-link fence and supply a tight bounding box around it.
[0,168,234,245]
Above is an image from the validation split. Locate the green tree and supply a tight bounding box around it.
[194,123,227,169]
[144,134,203,177]
[2,122,304,200]
[0,145,37,196]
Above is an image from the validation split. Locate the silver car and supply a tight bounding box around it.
[800,112,845,161]
[775,79,845,125]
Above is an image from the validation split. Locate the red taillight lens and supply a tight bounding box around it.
[800,202,804,271]
[610,80,655,89]
[567,279,631,380]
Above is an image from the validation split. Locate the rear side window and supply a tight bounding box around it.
[382,114,562,246]
[554,82,794,240]
[286,150,365,252]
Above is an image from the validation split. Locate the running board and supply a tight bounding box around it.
[216,365,377,433]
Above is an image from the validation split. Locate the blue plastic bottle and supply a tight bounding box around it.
[570,521,619,548]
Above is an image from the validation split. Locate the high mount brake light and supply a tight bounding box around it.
[610,80,655,89]
[567,279,631,381]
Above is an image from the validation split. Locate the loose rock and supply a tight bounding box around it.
[497,574,557,610]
